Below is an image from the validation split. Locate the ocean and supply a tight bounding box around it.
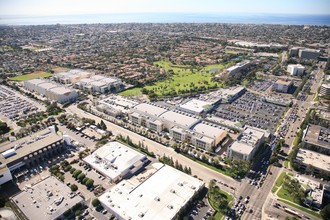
[0,13,330,26]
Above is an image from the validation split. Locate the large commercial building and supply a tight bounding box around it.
[287,64,305,76]
[273,79,293,93]
[99,163,204,220]
[295,149,330,176]
[298,49,320,60]
[0,129,65,186]
[53,69,94,84]
[289,47,320,60]
[12,176,83,220]
[96,95,139,117]
[128,103,227,150]
[0,165,13,185]
[128,103,169,133]
[319,83,330,97]
[302,124,330,155]
[83,141,149,183]
[24,79,78,103]
[177,99,212,115]
[226,61,251,76]
[227,126,269,160]
[75,75,124,93]
[199,86,246,104]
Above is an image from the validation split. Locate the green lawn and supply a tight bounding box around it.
[278,199,322,219]
[9,71,52,81]
[120,61,228,97]
[208,186,233,220]
[284,160,289,168]
[277,186,296,203]
[119,87,143,96]
[271,172,286,193]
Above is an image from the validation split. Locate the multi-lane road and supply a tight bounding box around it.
[67,104,239,188]
[65,63,325,220]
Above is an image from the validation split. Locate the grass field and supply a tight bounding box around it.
[120,61,228,97]
[9,71,52,81]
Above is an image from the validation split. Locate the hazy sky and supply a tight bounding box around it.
[1,0,329,16]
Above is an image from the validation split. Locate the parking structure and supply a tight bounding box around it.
[215,91,287,133]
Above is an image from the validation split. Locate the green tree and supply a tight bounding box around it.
[63,209,71,217]
[73,169,82,179]
[77,173,86,182]
[86,179,94,188]
[321,203,330,220]
[92,198,100,207]
[70,184,78,192]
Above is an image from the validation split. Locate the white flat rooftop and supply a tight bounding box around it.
[297,149,330,172]
[12,176,83,220]
[179,99,211,114]
[49,87,75,95]
[230,141,254,156]
[192,122,226,138]
[159,111,199,129]
[83,141,147,181]
[99,163,204,220]
[133,103,168,117]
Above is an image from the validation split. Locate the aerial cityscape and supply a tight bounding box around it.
[0,0,330,220]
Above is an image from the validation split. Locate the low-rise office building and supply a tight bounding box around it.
[0,129,65,177]
[128,102,169,132]
[96,95,139,117]
[287,64,305,76]
[24,79,78,103]
[227,126,268,160]
[75,74,124,93]
[295,149,330,176]
[99,163,204,220]
[226,61,251,76]
[199,86,246,104]
[53,69,94,84]
[83,141,148,183]
[298,48,320,60]
[302,124,330,155]
[177,99,212,115]
[273,79,293,93]
[12,176,83,220]
[0,165,13,186]
[319,83,330,97]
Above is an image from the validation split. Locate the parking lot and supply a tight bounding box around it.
[0,85,46,131]
[215,92,287,133]
[250,79,275,93]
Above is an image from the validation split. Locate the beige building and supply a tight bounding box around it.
[273,79,293,93]
[227,126,268,160]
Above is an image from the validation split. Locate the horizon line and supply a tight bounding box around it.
[1,11,330,18]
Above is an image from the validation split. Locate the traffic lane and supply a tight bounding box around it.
[67,105,239,187]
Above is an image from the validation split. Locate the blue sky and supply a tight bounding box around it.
[0,0,329,16]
